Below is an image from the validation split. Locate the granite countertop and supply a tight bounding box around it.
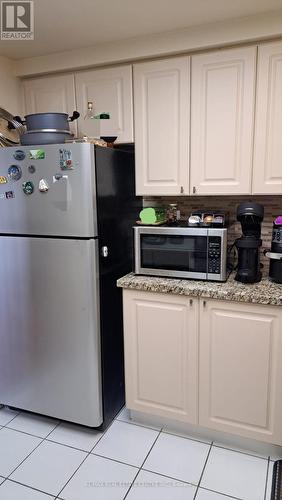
[117,272,282,306]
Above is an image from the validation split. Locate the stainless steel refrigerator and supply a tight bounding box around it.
[0,143,140,427]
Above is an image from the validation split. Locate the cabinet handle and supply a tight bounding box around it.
[189,299,193,306]
[203,300,206,308]
[180,186,184,194]
[193,186,196,194]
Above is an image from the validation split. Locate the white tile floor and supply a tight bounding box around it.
[0,406,275,500]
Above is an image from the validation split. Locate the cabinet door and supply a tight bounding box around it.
[23,74,77,135]
[199,299,282,444]
[75,65,133,143]
[123,290,198,424]
[134,57,190,196]
[191,47,256,195]
[253,42,282,194]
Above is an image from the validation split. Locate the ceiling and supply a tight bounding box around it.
[0,0,282,59]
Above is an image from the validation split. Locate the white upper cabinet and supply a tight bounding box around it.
[75,65,133,143]
[134,57,190,196]
[253,42,282,194]
[190,47,256,195]
[23,74,77,134]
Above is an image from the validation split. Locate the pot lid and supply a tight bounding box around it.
[25,112,69,117]
[0,108,25,146]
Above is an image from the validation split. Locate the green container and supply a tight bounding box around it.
[139,207,166,224]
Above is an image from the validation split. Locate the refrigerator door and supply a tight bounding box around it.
[0,143,96,237]
[0,236,102,427]
[94,146,142,426]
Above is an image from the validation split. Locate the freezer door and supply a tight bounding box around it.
[0,236,102,427]
[0,143,96,237]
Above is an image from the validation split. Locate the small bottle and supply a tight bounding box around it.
[84,101,95,120]
[167,203,178,224]
[83,101,100,138]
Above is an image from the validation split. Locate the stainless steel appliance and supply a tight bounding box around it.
[0,143,140,428]
[134,226,228,281]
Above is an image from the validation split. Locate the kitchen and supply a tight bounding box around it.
[0,1,282,499]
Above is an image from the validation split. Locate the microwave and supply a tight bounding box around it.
[134,226,228,282]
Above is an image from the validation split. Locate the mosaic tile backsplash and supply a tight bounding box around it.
[143,195,282,272]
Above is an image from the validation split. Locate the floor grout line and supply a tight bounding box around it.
[0,409,21,428]
[196,485,244,499]
[264,457,271,500]
[122,428,163,500]
[0,407,276,499]
[193,441,213,499]
[141,467,197,487]
[116,416,161,432]
[212,442,270,462]
[2,407,275,462]
[0,418,62,492]
[5,424,59,440]
[54,411,119,499]
[117,409,274,461]
[4,477,57,498]
[161,429,212,446]
[90,451,139,469]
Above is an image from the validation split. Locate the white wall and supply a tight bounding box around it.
[15,10,282,77]
[0,56,22,114]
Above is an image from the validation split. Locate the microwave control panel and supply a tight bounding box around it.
[208,237,221,274]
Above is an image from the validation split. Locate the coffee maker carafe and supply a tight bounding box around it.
[265,216,282,283]
[235,202,264,283]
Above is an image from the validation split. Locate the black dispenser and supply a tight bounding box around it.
[265,217,282,283]
[235,202,264,283]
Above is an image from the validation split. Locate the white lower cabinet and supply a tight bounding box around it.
[122,290,198,424]
[199,298,282,444]
[123,290,282,445]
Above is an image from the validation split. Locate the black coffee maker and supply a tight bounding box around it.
[235,202,264,283]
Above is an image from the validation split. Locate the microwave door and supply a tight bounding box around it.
[136,230,208,280]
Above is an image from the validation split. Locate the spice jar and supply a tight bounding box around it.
[167,203,179,224]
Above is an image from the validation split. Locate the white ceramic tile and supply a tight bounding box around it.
[0,480,55,499]
[213,440,269,459]
[11,440,86,496]
[48,422,103,452]
[0,408,19,426]
[126,470,196,500]
[163,429,212,445]
[196,489,237,499]
[60,453,137,500]
[7,412,58,438]
[143,432,210,485]
[116,408,162,431]
[201,446,268,500]
[0,427,41,477]
[93,420,159,467]
[265,461,274,500]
